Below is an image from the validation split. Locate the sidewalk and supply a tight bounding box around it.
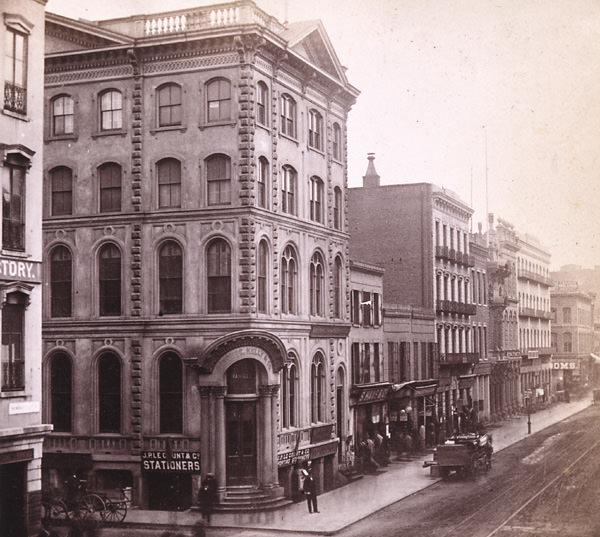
[122,395,592,535]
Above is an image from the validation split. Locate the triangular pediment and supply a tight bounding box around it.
[281,20,348,84]
[45,12,132,55]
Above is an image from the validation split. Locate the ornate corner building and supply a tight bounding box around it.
[42,1,358,511]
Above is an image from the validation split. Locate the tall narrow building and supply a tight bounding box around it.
[1,1,51,536]
[42,1,358,510]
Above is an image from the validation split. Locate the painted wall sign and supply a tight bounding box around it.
[0,257,41,283]
[277,448,310,467]
[141,450,201,473]
[9,401,40,415]
[552,362,577,370]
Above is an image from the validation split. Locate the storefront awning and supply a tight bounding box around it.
[391,379,438,398]
[458,374,476,389]
[351,382,392,405]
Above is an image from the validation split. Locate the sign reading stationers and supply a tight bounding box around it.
[141,450,201,473]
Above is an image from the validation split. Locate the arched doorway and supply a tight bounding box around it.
[225,359,261,485]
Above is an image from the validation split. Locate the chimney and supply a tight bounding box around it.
[362,153,380,188]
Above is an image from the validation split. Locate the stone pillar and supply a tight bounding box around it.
[214,386,227,494]
[199,386,212,478]
[259,384,278,488]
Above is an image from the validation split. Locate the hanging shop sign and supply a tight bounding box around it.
[0,257,41,283]
[277,448,310,468]
[141,451,201,473]
[552,362,577,370]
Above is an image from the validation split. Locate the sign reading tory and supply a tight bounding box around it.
[0,257,41,283]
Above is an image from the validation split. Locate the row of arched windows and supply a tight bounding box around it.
[49,351,183,434]
[49,157,344,230]
[48,239,345,318]
[49,81,345,162]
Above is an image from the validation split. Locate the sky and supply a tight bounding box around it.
[45,0,600,270]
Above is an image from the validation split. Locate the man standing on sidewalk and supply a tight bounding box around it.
[302,463,319,514]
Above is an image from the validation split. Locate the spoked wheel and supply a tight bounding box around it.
[102,499,127,523]
[43,499,68,522]
[80,493,106,523]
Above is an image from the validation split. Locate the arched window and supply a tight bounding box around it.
[207,238,231,313]
[159,352,183,433]
[98,162,122,213]
[157,83,182,127]
[257,156,269,209]
[157,158,181,208]
[311,353,326,423]
[280,93,296,137]
[280,245,297,314]
[159,241,182,314]
[281,165,296,215]
[50,166,72,216]
[206,154,231,205]
[99,243,121,317]
[333,186,342,230]
[309,176,324,223]
[281,355,298,428]
[333,256,343,318]
[50,245,72,318]
[310,252,325,316]
[257,240,268,314]
[256,81,268,126]
[51,95,74,136]
[332,122,342,160]
[308,109,323,150]
[98,353,121,433]
[99,89,122,131]
[206,78,231,122]
[50,353,72,432]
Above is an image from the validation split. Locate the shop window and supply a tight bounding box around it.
[51,353,72,432]
[158,240,183,314]
[159,352,183,433]
[50,245,72,317]
[98,353,121,433]
[207,238,231,313]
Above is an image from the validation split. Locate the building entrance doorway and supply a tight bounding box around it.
[226,400,257,485]
[0,462,26,537]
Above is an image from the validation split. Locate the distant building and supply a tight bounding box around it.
[1,1,51,536]
[348,155,478,440]
[550,282,596,394]
[551,265,600,323]
[42,1,358,511]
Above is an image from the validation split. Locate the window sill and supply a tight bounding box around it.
[92,130,128,139]
[46,134,78,143]
[198,120,236,131]
[0,249,30,258]
[256,122,271,133]
[0,390,26,398]
[279,132,299,145]
[3,108,29,121]
[307,145,325,156]
[150,125,187,134]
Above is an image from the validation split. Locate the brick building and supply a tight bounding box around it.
[42,1,358,511]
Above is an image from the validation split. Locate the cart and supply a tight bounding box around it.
[423,432,493,478]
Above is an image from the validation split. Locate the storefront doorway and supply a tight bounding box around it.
[0,462,26,537]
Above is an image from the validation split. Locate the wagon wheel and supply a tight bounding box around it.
[102,498,127,523]
[80,493,106,523]
[43,499,68,522]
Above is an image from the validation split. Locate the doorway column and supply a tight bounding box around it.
[214,386,227,494]
[270,385,280,485]
[259,384,279,487]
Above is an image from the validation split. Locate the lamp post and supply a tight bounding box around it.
[525,390,532,434]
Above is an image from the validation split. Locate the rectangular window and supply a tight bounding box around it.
[99,164,121,213]
[362,291,372,326]
[2,162,25,250]
[362,344,371,383]
[4,28,27,114]
[2,303,24,391]
[100,90,122,131]
[400,342,408,381]
[207,156,231,205]
[373,293,381,326]
[351,343,360,385]
[373,343,380,382]
[351,290,360,324]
